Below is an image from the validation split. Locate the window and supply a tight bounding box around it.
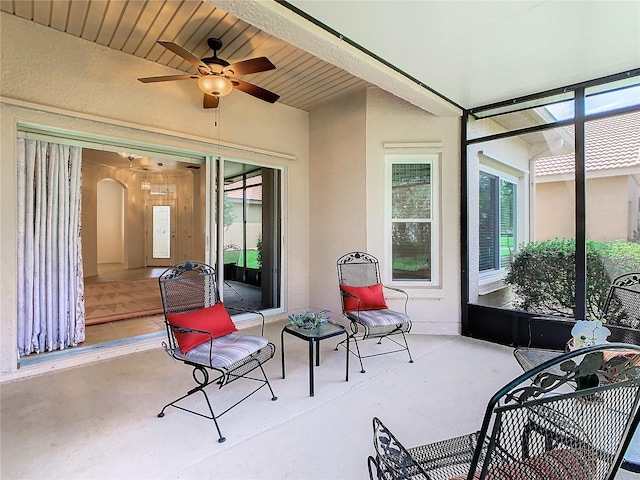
[387,155,439,283]
[479,171,517,272]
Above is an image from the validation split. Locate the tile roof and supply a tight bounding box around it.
[536,110,640,177]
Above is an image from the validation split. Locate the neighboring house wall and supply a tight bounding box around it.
[536,174,640,242]
[224,199,261,250]
[0,13,309,378]
[535,110,640,243]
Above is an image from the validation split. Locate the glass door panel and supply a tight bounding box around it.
[146,199,176,266]
[222,161,281,312]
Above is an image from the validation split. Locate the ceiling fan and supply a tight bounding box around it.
[138,38,279,109]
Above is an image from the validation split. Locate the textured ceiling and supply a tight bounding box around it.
[0,0,372,112]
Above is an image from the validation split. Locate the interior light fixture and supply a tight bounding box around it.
[140,169,151,191]
[119,152,143,169]
[198,75,233,97]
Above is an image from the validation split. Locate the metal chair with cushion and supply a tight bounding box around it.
[602,272,640,330]
[157,260,277,443]
[223,243,243,298]
[336,251,413,373]
[369,343,640,480]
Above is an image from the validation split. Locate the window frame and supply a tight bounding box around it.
[478,165,519,276]
[385,153,440,286]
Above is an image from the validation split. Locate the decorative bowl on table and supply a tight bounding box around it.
[288,309,330,329]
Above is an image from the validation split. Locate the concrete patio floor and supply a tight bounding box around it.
[1,320,638,479]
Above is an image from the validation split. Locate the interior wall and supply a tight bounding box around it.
[0,12,310,378]
[96,180,124,264]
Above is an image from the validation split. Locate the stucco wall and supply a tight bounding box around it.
[307,88,463,334]
[537,175,639,242]
[466,126,532,305]
[308,89,368,315]
[0,13,310,378]
[366,88,461,334]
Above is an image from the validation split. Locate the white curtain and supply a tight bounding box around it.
[17,138,85,356]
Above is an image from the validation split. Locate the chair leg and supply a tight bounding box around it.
[334,335,365,373]
[367,455,379,480]
[259,363,278,401]
[352,337,366,373]
[401,332,414,363]
[157,365,227,443]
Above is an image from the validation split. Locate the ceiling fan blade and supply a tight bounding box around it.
[224,57,276,76]
[138,74,198,83]
[157,40,211,73]
[232,79,280,104]
[203,94,219,109]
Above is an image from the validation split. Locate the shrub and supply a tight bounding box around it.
[505,239,640,318]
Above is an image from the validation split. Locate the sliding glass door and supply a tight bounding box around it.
[221,160,282,312]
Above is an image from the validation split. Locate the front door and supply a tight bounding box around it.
[146,199,176,266]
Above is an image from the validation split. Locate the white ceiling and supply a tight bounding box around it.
[284,0,640,108]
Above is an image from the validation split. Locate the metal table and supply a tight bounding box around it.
[514,347,562,372]
[281,322,349,397]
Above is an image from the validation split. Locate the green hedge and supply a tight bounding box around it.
[505,239,640,318]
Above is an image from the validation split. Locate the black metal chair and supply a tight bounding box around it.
[369,343,640,480]
[336,252,413,373]
[602,272,640,330]
[157,261,277,443]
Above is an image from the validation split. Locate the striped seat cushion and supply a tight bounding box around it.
[346,309,409,327]
[173,332,269,369]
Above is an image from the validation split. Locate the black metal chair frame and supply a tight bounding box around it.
[223,243,243,299]
[369,343,640,480]
[601,272,640,330]
[336,251,413,373]
[157,260,277,443]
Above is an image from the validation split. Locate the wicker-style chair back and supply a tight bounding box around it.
[603,273,640,330]
[370,343,640,480]
[337,251,381,288]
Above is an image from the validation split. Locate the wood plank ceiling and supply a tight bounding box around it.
[0,0,372,112]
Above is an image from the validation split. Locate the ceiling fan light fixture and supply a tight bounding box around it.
[198,75,233,97]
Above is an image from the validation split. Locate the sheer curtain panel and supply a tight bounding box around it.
[17,138,85,356]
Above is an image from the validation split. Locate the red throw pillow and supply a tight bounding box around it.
[166,303,238,354]
[339,283,388,312]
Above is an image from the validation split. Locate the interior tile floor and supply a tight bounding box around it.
[2,326,637,479]
[81,263,262,347]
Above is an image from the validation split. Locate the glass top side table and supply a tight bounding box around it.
[281,321,349,397]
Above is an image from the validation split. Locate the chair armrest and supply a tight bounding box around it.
[340,290,362,314]
[226,306,267,336]
[382,285,409,314]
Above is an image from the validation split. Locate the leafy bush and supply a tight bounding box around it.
[505,239,640,318]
